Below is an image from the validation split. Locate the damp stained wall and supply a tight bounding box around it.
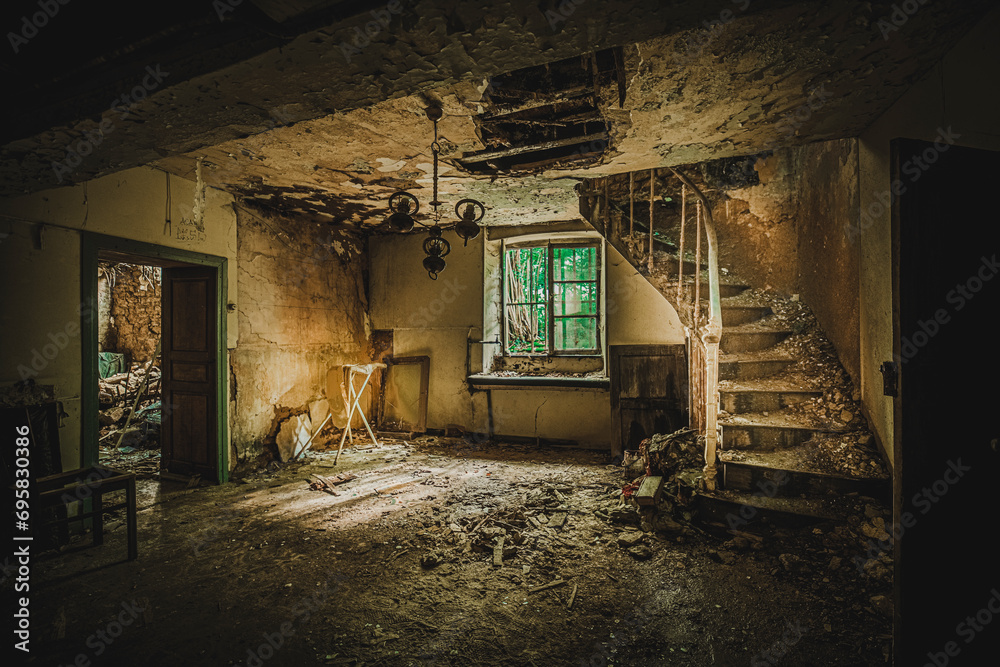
[229,207,371,466]
[369,226,685,448]
[0,166,238,470]
[858,7,1000,468]
[717,139,861,386]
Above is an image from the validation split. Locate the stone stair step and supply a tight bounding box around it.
[720,460,890,500]
[720,413,847,450]
[720,329,793,353]
[694,489,861,530]
[720,305,772,326]
[717,283,750,298]
[719,354,797,380]
[667,281,749,300]
[719,383,821,414]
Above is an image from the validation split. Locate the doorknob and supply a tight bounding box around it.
[992,438,998,453]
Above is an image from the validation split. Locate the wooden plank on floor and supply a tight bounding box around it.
[635,475,663,506]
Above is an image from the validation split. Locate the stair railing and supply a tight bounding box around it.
[668,168,722,492]
[582,169,722,491]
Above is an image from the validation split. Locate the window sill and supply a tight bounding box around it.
[467,373,609,390]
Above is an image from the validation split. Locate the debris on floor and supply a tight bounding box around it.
[98,361,163,475]
[33,436,892,666]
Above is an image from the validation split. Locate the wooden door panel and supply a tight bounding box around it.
[169,393,210,465]
[162,266,217,479]
[610,344,687,457]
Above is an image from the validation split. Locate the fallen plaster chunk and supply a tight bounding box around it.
[276,413,312,461]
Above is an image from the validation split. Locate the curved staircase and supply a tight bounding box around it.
[579,172,890,530]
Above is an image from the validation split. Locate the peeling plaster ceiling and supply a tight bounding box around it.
[1,0,994,228]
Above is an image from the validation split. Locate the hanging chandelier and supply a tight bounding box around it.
[384,106,485,279]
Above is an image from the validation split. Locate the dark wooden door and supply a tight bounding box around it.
[609,344,687,458]
[161,266,218,479]
[894,140,999,664]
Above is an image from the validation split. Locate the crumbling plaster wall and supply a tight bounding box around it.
[858,8,1000,468]
[716,138,861,385]
[106,264,162,363]
[0,166,237,470]
[229,207,371,465]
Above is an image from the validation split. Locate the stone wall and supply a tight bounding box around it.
[106,264,162,363]
[229,206,371,466]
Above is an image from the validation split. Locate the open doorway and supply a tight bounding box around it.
[96,260,163,475]
[83,236,228,484]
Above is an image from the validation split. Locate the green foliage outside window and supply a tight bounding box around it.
[504,244,599,355]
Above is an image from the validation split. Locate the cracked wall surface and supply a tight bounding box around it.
[710,139,861,384]
[229,206,371,465]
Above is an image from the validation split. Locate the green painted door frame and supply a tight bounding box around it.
[81,233,229,484]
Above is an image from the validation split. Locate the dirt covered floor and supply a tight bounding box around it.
[24,437,891,666]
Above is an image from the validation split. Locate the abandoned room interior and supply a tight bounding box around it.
[1,0,998,665]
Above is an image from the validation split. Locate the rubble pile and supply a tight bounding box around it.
[98,362,163,472]
[640,427,703,478]
[99,362,161,406]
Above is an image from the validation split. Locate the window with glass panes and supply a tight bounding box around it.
[503,242,600,355]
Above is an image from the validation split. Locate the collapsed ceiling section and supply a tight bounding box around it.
[458,48,622,175]
[0,0,995,229]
